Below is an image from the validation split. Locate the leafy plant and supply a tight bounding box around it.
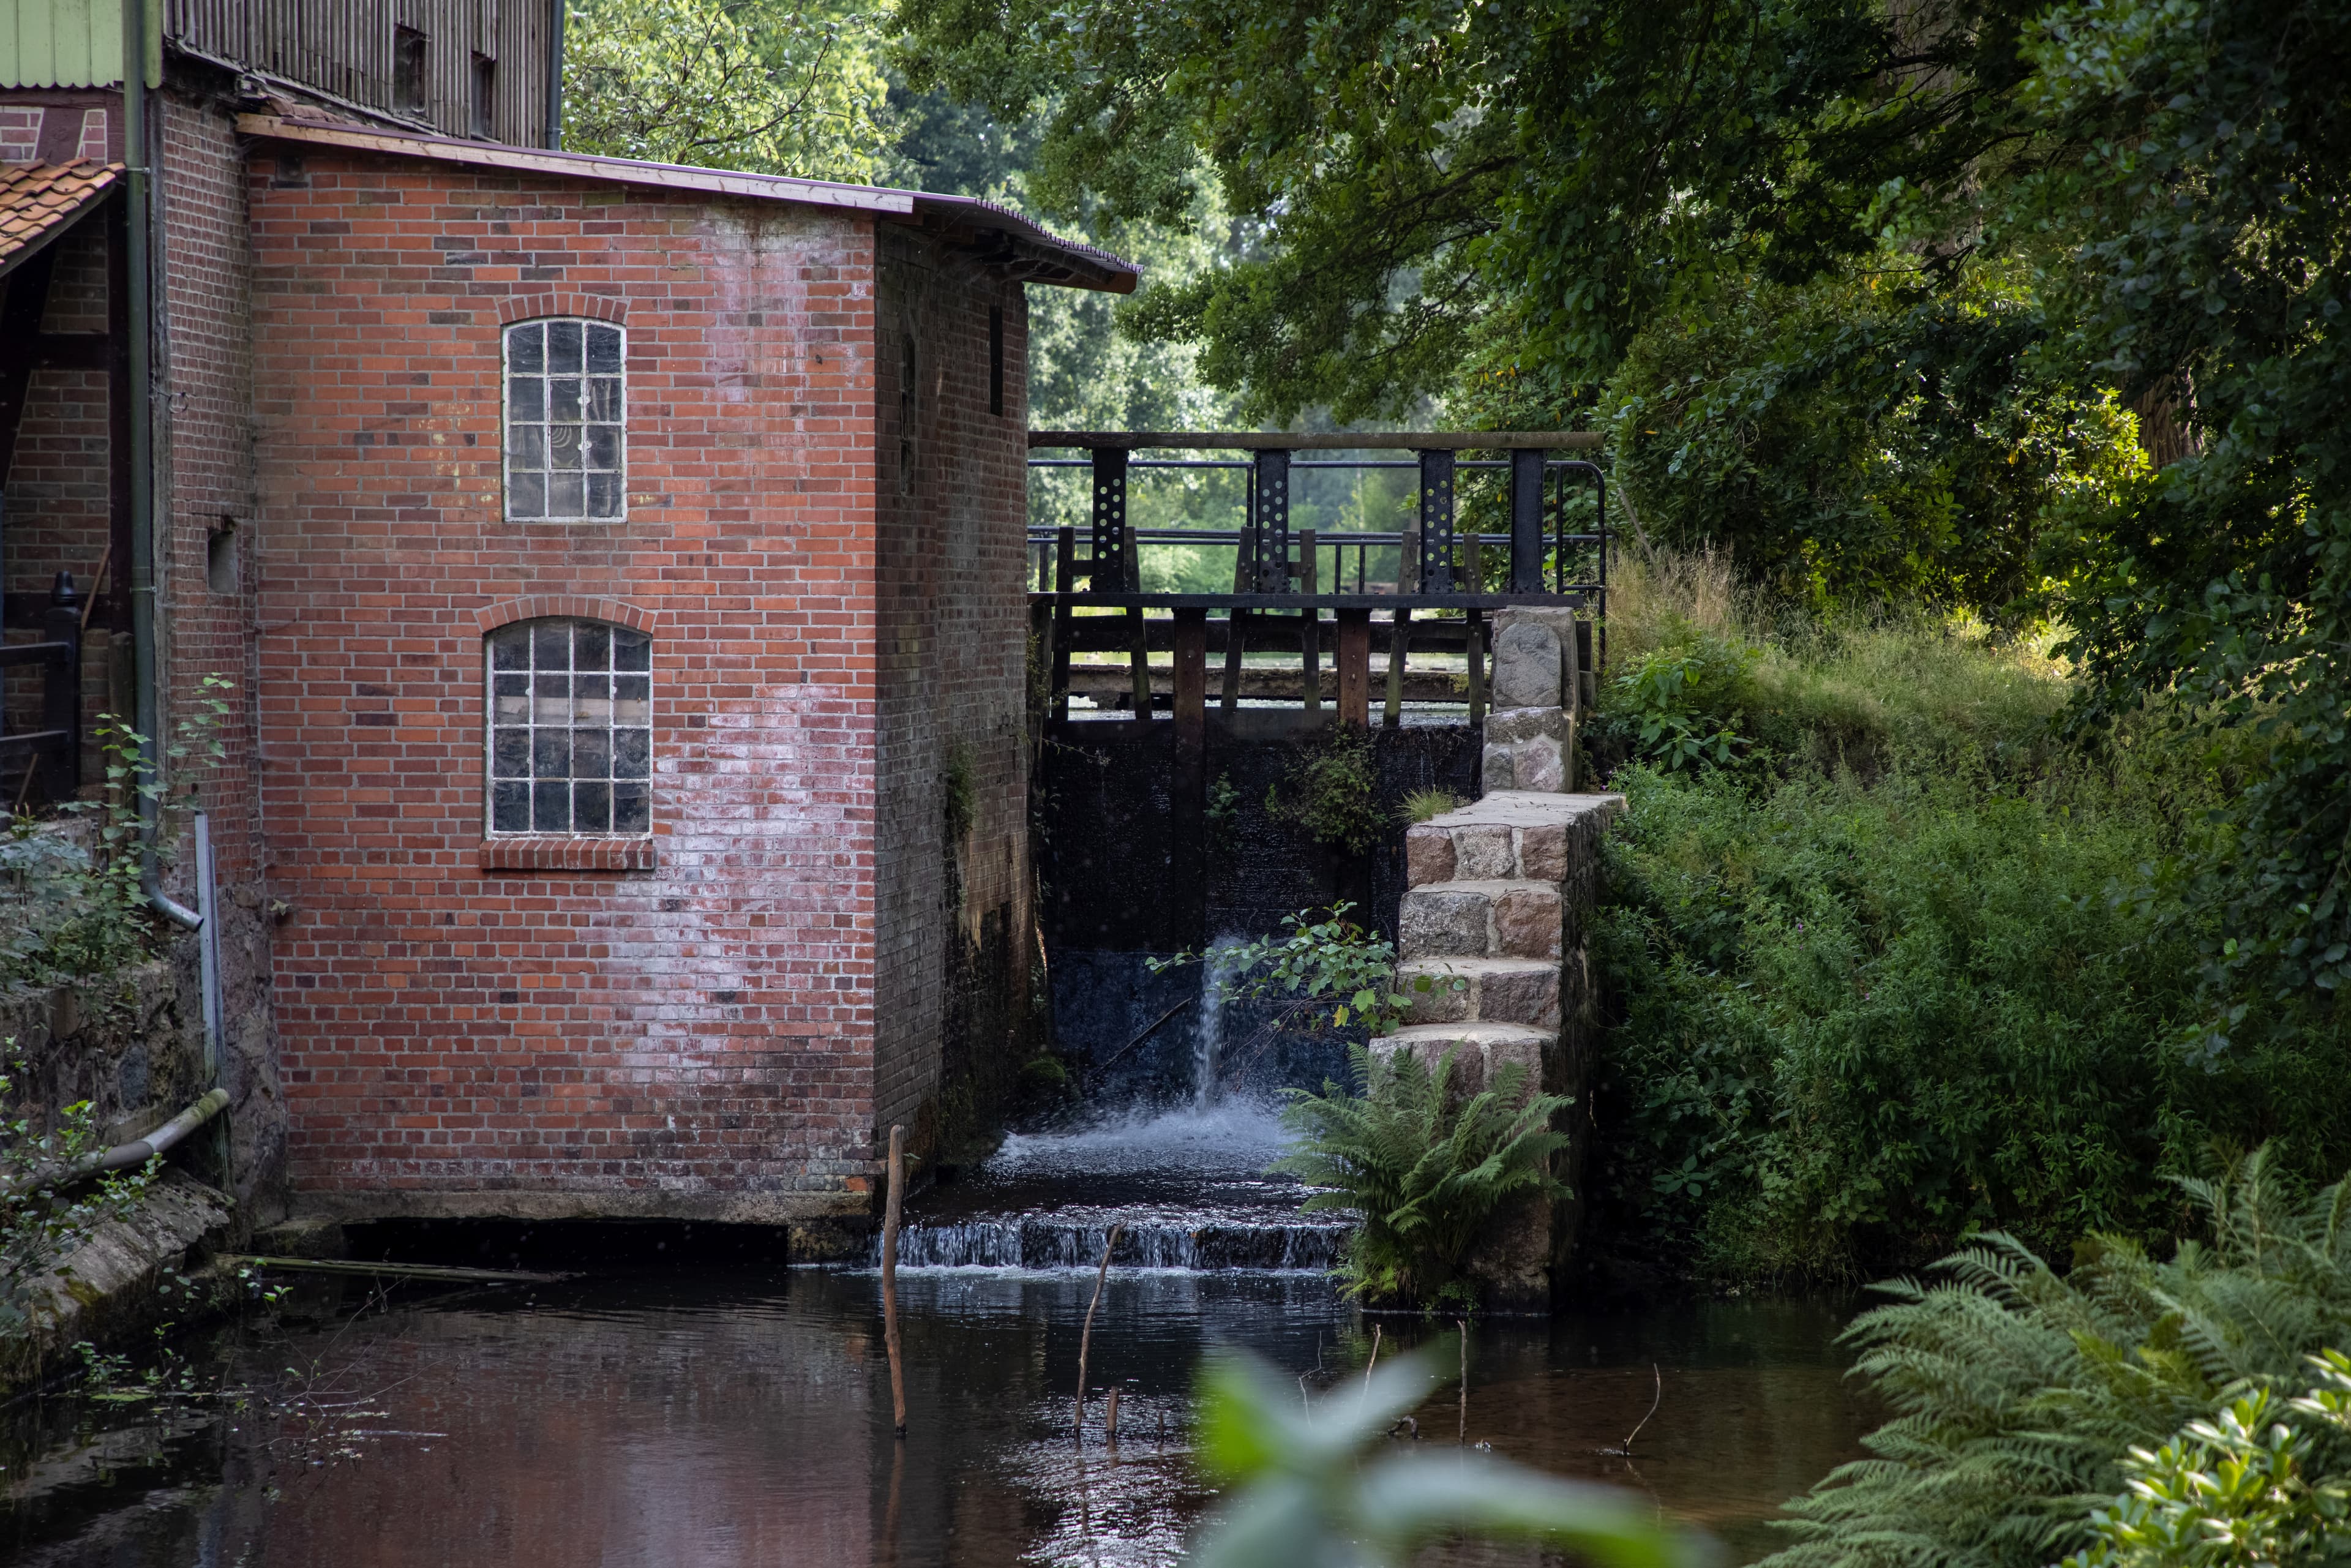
[2066,1352,2351,1568]
[1267,727,1387,854]
[1272,1042,1571,1310]
[1190,1346,1710,1568]
[1607,635,1758,775]
[1153,903,1450,1035]
[1764,1150,2351,1568]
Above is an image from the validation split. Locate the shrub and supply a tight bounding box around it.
[1,1043,157,1334]
[1272,1042,1571,1310]
[1764,1152,2351,1568]
[1267,726,1385,853]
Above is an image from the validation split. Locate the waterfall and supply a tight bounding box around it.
[1193,939,1242,1109]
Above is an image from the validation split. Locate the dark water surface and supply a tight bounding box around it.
[1,1267,1867,1567]
[2,1106,1870,1566]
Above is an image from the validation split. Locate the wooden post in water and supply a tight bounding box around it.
[1172,608,1210,943]
[1336,609,1371,727]
[1299,528,1321,716]
[883,1123,907,1436]
[1106,1386,1121,1444]
[1384,608,1410,728]
[1466,609,1487,724]
[1075,1222,1123,1439]
[1051,528,1075,721]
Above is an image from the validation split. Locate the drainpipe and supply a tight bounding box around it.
[544,0,565,149]
[122,0,162,867]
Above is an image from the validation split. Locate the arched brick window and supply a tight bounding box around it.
[504,318,624,521]
[486,618,651,835]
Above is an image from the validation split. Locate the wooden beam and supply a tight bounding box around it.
[1299,528,1320,716]
[1173,608,1209,737]
[1336,609,1371,727]
[1384,607,1411,728]
[1126,604,1152,722]
[1051,527,1075,721]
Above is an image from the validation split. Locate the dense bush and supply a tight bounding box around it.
[1589,657,2344,1277]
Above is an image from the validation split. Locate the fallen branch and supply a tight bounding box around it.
[1600,1364,1662,1457]
[225,1256,564,1285]
[1074,1223,1123,1439]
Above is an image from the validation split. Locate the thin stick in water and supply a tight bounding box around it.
[1607,1364,1662,1457]
[1363,1323,1382,1390]
[1106,1386,1121,1444]
[1457,1319,1469,1446]
[883,1123,908,1438]
[1074,1223,1123,1439]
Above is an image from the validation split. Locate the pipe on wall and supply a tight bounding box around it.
[2,1089,231,1197]
[545,0,565,149]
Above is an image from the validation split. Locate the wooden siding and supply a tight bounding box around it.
[1,0,160,89]
[166,1,552,146]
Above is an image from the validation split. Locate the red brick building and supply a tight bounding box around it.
[2,29,1133,1242]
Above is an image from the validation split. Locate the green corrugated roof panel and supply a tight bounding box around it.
[1,0,160,91]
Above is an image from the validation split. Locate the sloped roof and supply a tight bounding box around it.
[234,116,1139,295]
[0,160,119,281]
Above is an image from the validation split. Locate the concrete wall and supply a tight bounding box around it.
[246,147,887,1225]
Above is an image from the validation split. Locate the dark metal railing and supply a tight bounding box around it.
[1024,432,1606,730]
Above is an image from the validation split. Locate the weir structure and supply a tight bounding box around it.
[1027,430,1623,1307]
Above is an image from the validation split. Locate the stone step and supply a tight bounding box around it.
[1404,790,1621,888]
[1368,1022,1558,1096]
[1395,957,1561,1029]
[1398,879,1562,962]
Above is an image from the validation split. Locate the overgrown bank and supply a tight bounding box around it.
[1582,552,2351,1283]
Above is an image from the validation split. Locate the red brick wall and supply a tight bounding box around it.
[247,148,894,1223]
[871,233,1035,1158]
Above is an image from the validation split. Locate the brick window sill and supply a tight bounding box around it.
[479,836,657,874]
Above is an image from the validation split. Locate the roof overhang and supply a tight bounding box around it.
[0,162,121,283]
[234,116,1139,294]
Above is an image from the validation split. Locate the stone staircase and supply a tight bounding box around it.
[1369,788,1622,1305]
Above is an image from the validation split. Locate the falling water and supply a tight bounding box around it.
[1193,939,1243,1109]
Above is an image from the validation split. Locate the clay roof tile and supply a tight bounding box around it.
[0,161,121,281]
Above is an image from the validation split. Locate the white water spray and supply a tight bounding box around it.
[1194,939,1243,1109]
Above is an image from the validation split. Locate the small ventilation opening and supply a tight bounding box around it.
[206,520,238,595]
[989,306,1004,416]
[394,27,428,117]
[471,53,497,138]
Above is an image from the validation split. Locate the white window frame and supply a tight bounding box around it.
[502,317,627,523]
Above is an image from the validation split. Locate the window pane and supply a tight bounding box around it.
[493,781,531,832]
[549,473,585,517]
[533,624,569,669]
[585,426,620,470]
[613,631,650,672]
[508,471,546,519]
[586,324,621,373]
[508,323,544,372]
[493,727,530,776]
[614,675,650,724]
[510,426,546,469]
[587,379,621,421]
[573,781,611,831]
[574,623,610,669]
[550,378,582,422]
[490,626,530,670]
[613,727,649,779]
[548,320,583,373]
[508,376,543,421]
[572,677,610,725]
[587,473,622,519]
[613,782,650,834]
[572,728,611,776]
[533,781,570,832]
[549,424,583,470]
[533,727,571,778]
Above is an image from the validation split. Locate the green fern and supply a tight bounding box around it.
[1764,1148,2351,1568]
[1271,1042,1572,1310]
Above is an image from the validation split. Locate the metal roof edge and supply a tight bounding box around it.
[233,116,917,216]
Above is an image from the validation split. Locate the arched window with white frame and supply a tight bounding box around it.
[503,318,624,522]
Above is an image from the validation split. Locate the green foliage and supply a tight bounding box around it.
[1398,788,1460,825]
[1207,771,1241,852]
[1608,634,1758,775]
[1190,1346,1711,1568]
[2067,1354,2351,1568]
[942,746,976,842]
[1,1042,157,1335]
[1154,903,1428,1035]
[562,0,891,180]
[1267,727,1385,855]
[1764,1152,2351,1568]
[1593,751,2345,1279]
[1272,1043,1571,1309]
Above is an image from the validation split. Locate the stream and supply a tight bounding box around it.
[2,1098,1873,1567]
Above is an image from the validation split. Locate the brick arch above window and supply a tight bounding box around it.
[496,293,628,328]
[474,596,660,638]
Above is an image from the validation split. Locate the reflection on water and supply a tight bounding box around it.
[1,1265,1869,1567]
